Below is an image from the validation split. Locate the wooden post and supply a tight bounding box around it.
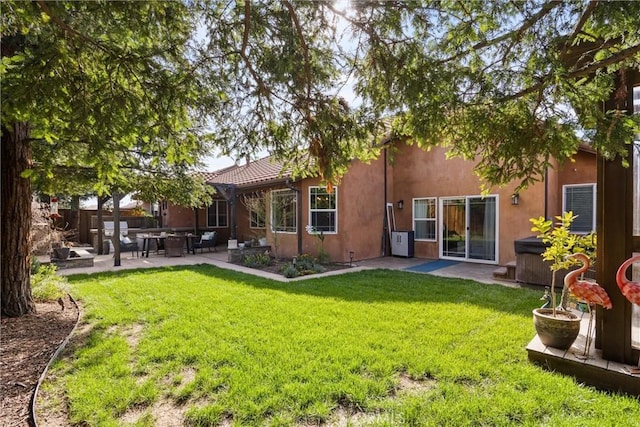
[596,152,634,363]
[596,69,639,365]
[97,196,104,255]
[113,191,121,267]
[194,207,200,235]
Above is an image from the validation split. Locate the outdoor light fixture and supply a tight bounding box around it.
[397,200,404,210]
[511,193,519,205]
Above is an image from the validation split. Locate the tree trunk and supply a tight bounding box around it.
[97,196,104,254]
[1,122,36,317]
[69,195,80,242]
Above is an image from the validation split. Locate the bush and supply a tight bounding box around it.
[31,263,68,302]
[280,263,299,278]
[295,254,316,271]
[288,254,327,277]
[30,256,41,275]
[316,248,331,265]
[243,252,272,268]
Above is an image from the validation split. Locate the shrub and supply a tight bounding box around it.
[295,254,316,271]
[31,263,68,302]
[280,263,299,278]
[289,254,327,277]
[243,252,272,268]
[30,256,41,275]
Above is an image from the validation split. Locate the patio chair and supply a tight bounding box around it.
[193,231,217,253]
[119,235,139,258]
[164,235,185,257]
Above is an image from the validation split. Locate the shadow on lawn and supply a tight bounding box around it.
[66,264,540,317]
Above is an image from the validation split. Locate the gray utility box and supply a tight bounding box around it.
[391,231,415,257]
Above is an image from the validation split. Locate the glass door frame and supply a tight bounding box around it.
[439,195,499,264]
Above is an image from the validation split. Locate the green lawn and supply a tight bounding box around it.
[43,266,640,426]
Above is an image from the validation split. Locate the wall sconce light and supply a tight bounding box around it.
[511,193,519,205]
[397,200,404,210]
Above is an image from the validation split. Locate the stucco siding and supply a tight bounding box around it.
[162,145,595,267]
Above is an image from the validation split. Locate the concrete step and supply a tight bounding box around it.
[493,261,516,281]
[493,267,508,279]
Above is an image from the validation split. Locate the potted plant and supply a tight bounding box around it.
[52,242,71,260]
[530,212,596,349]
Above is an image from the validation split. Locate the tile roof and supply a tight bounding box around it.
[204,155,292,187]
[193,171,220,182]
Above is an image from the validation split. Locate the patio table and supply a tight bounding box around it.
[140,234,197,257]
[140,235,166,258]
[185,234,198,255]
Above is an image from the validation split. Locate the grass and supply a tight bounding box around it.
[44,265,640,426]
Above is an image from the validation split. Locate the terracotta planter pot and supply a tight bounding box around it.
[532,308,581,350]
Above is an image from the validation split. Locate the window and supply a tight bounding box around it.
[207,200,228,227]
[563,184,596,233]
[413,198,436,240]
[271,189,297,233]
[309,186,337,233]
[248,195,266,229]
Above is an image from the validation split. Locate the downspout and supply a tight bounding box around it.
[285,179,303,255]
[544,167,549,220]
[382,148,388,257]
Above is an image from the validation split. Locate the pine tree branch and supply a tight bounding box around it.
[563,0,599,50]
[282,0,312,101]
[437,1,563,65]
[36,0,109,55]
[500,42,640,102]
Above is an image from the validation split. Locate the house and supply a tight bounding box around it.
[162,142,597,267]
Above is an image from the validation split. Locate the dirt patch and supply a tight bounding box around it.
[0,295,79,427]
[395,372,437,395]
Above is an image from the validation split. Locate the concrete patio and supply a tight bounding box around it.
[44,244,512,286]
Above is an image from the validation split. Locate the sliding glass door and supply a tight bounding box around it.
[440,196,498,262]
[441,198,466,258]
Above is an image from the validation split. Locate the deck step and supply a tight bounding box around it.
[493,261,516,281]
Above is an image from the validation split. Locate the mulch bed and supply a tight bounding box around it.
[1,295,79,427]
[240,259,352,277]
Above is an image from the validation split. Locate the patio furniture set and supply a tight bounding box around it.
[117,231,218,258]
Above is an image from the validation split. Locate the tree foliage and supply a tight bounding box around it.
[195,0,640,190]
[1,1,211,315]
[2,0,213,203]
[2,1,639,316]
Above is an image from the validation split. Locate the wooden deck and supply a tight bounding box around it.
[527,309,640,396]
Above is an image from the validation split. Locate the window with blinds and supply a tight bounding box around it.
[563,184,596,233]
